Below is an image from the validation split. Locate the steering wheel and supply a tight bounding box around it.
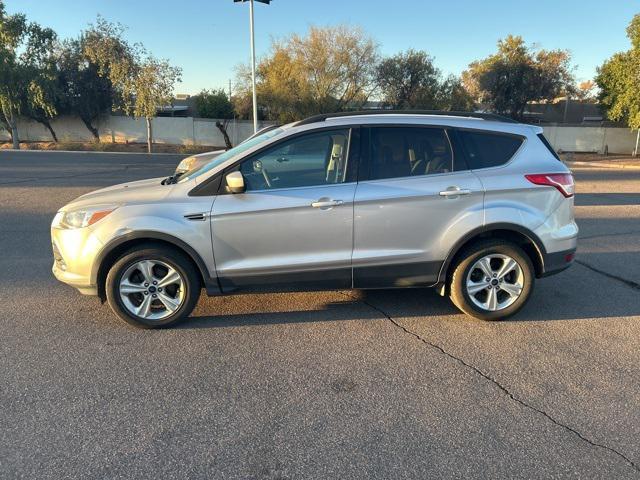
[261,168,272,188]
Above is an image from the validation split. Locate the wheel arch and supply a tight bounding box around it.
[438,224,546,289]
[92,231,221,301]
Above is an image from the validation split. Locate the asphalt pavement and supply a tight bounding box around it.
[1,150,639,479]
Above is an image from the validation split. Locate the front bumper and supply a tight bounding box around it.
[51,225,104,296]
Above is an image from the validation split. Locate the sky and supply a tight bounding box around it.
[7,0,638,95]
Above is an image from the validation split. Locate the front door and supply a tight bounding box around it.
[353,125,484,288]
[211,128,357,291]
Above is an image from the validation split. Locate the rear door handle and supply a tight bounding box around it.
[439,187,472,197]
[311,199,343,208]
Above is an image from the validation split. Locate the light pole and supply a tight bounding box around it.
[234,0,271,133]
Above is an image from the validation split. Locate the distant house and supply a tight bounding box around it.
[156,94,197,117]
[524,99,610,125]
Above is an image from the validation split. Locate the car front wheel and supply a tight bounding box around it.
[106,245,200,328]
[449,240,534,321]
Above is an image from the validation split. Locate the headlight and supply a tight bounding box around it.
[176,156,196,173]
[52,205,118,229]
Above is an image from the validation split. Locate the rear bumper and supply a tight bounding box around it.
[540,248,576,277]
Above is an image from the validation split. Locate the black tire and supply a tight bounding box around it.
[449,240,534,321]
[105,245,201,328]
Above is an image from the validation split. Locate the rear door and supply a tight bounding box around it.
[352,125,484,288]
[211,127,358,291]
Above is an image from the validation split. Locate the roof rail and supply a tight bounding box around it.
[294,110,518,126]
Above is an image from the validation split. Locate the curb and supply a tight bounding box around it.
[0,149,192,156]
[566,160,640,169]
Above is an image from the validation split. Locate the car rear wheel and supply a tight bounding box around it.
[106,246,200,328]
[449,240,534,321]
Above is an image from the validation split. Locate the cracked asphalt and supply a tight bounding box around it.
[1,151,639,479]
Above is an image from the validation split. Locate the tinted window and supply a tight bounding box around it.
[369,127,453,180]
[458,130,523,169]
[240,129,350,191]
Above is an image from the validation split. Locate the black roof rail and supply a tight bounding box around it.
[294,110,518,126]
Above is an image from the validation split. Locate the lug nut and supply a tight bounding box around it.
[144,291,148,295]
[144,283,149,287]
[152,294,157,298]
[153,281,157,285]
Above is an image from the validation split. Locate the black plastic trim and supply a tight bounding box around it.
[219,268,352,293]
[92,231,222,295]
[353,261,442,289]
[540,248,576,277]
[438,223,548,283]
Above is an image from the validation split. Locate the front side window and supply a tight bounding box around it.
[369,127,453,180]
[240,129,350,191]
[179,127,285,182]
[458,130,524,169]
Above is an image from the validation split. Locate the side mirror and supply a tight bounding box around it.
[225,171,245,194]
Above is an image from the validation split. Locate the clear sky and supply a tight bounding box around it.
[7,0,638,95]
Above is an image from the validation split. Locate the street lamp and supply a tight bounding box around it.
[234,0,272,134]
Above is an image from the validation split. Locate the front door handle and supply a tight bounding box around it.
[311,199,343,208]
[439,187,472,197]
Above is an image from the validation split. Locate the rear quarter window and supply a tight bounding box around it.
[458,130,524,169]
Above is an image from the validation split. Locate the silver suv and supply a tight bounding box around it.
[51,112,577,328]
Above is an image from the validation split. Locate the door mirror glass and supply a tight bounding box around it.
[226,171,246,194]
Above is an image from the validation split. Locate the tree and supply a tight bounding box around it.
[376,49,474,111]
[436,75,475,111]
[462,35,575,120]
[575,80,596,101]
[0,1,57,148]
[83,18,181,152]
[376,50,440,109]
[596,14,640,132]
[195,89,233,119]
[237,25,378,122]
[20,23,61,142]
[57,37,113,140]
[126,56,182,153]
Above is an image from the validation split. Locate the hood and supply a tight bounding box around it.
[63,176,171,211]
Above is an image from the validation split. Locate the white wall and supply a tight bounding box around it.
[542,126,637,154]
[0,115,276,147]
[1,115,636,154]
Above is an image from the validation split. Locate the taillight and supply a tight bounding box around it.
[525,173,575,198]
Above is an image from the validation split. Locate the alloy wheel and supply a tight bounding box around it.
[465,254,524,312]
[119,259,185,320]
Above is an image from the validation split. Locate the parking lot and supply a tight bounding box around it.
[1,150,639,479]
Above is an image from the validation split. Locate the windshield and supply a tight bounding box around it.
[178,127,285,182]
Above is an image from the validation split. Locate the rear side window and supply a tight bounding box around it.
[458,130,523,169]
[537,133,560,161]
[368,127,453,180]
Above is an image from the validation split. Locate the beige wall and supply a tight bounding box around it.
[542,126,637,154]
[1,116,637,154]
[0,115,276,147]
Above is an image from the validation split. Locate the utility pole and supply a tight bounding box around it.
[249,0,257,133]
[234,0,271,134]
[563,95,570,124]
